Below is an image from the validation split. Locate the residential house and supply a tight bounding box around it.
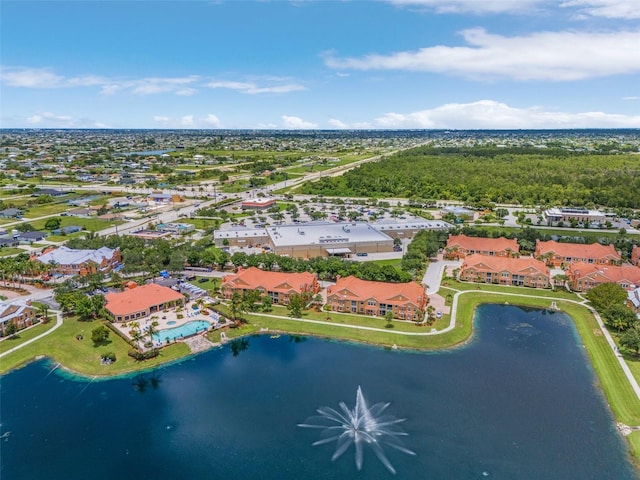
[459,254,550,288]
[0,208,22,219]
[628,287,640,314]
[444,234,519,260]
[16,231,47,243]
[221,267,320,305]
[566,263,640,292]
[0,299,36,336]
[326,276,428,320]
[34,246,121,276]
[534,240,621,267]
[105,283,185,322]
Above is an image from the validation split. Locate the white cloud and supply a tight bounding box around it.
[560,0,640,19]
[389,0,640,18]
[370,100,640,129]
[281,115,318,129]
[623,96,640,101]
[22,111,107,128]
[203,114,222,127]
[328,118,348,129]
[388,0,545,14]
[206,80,305,94]
[180,115,195,127]
[325,29,640,81]
[1,66,200,96]
[152,114,223,128]
[129,76,200,95]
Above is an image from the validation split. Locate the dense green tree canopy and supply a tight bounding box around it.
[301,147,640,208]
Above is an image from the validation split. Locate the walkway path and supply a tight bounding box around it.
[0,310,63,358]
[183,335,216,353]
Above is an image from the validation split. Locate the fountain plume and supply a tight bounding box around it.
[298,386,415,474]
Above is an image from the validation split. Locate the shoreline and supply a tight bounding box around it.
[3,289,640,468]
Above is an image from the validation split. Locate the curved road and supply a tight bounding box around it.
[0,310,63,358]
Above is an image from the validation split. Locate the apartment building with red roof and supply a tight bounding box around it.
[566,262,640,293]
[221,267,320,306]
[632,245,640,267]
[444,234,519,260]
[534,240,620,267]
[105,283,185,322]
[460,254,550,288]
[326,276,427,320]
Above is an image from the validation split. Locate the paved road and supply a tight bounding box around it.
[0,309,63,358]
[422,258,461,295]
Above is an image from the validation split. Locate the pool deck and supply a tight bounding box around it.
[112,300,230,346]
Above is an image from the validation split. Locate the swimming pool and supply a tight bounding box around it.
[153,320,210,343]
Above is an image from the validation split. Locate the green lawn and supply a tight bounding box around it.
[0,247,25,257]
[192,276,220,292]
[180,218,221,230]
[445,279,580,300]
[0,320,57,354]
[0,316,190,377]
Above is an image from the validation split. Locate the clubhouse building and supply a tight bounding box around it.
[105,283,185,322]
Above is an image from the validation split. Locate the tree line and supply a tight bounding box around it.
[301,147,640,208]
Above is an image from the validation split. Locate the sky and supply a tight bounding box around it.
[1,0,639,130]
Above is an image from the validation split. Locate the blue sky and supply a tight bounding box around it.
[1,0,639,129]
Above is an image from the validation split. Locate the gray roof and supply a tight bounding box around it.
[629,288,640,309]
[37,246,117,266]
[268,222,391,248]
[0,299,32,325]
[214,228,269,240]
[371,218,453,231]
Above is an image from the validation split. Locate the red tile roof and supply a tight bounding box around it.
[567,262,640,285]
[105,283,184,316]
[535,240,620,260]
[222,267,317,294]
[462,254,549,275]
[446,234,519,253]
[327,276,426,306]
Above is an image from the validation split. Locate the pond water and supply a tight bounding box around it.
[0,305,636,479]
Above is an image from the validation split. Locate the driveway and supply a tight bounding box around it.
[422,257,461,295]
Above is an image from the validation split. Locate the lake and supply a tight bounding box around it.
[0,304,636,479]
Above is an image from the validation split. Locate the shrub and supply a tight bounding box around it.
[101,352,116,362]
[127,349,160,361]
[177,313,184,319]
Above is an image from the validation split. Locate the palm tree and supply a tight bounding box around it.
[146,320,159,345]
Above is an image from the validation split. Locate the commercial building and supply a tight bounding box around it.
[221,267,320,305]
[460,254,550,288]
[534,240,621,267]
[268,222,393,258]
[105,283,185,322]
[370,219,452,239]
[0,299,36,336]
[566,263,640,292]
[544,207,608,225]
[444,234,519,260]
[326,276,427,320]
[34,246,121,276]
[241,198,277,210]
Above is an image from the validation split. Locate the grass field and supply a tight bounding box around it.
[0,247,25,257]
[0,316,190,377]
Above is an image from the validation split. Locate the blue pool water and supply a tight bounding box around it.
[153,320,210,342]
